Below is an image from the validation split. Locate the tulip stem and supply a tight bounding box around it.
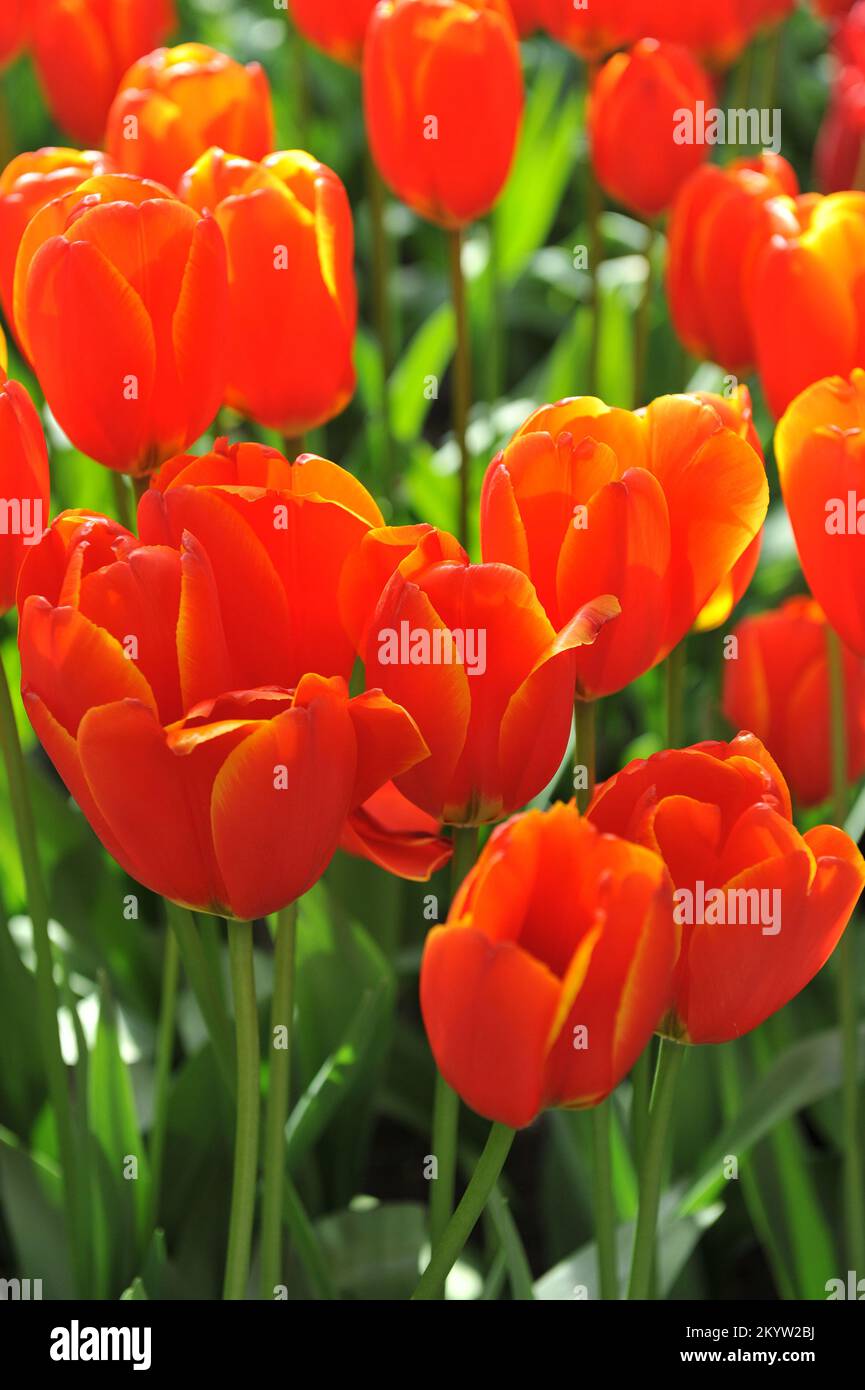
[586,61,603,396]
[664,641,686,747]
[633,223,657,409]
[282,435,305,460]
[591,1101,619,1299]
[111,473,135,532]
[627,1037,685,1299]
[146,926,180,1237]
[574,697,596,813]
[826,624,865,1272]
[260,901,298,1299]
[223,920,260,1300]
[0,650,87,1295]
[412,1123,516,1300]
[166,902,236,1096]
[447,226,472,548]
[366,147,396,487]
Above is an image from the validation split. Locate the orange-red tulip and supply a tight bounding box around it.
[420,803,677,1128]
[14,174,228,476]
[0,148,113,349]
[288,0,378,65]
[589,40,714,220]
[776,370,865,655]
[723,597,865,807]
[0,376,50,614]
[750,191,865,418]
[0,0,28,68]
[17,445,444,917]
[179,148,356,436]
[31,0,175,145]
[480,394,768,698]
[363,0,524,228]
[539,0,636,60]
[106,43,274,192]
[815,63,865,193]
[667,154,798,375]
[344,523,619,823]
[508,0,541,37]
[588,733,865,1043]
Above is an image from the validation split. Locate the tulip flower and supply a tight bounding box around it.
[0,147,113,350]
[723,598,865,807]
[17,452,443,918]
[0,376,50,614]
[30,0,175,145]
[363,0,524,228]
[480,393,768,699]
[750,191,865,418]
[0,0,28,68]
[508,0,541,36]
[179,148,356,436]
[775,370,865,656]
[815,65,865,192]
[345,523,619,823]
[691,387,765,632]
[589,40,714,220]
[288,0,378,65]
[106,44,274,193]
[587,733,865,1043]
[539,0,636,60]
[666,154,798,375]
[420,802,677,1128]
[14,174,229,476]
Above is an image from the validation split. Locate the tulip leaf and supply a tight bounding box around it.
[0,1122,73,1299]
[389,304,456,445]
[313,1199,428,1300]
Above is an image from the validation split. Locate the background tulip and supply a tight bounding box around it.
[106,43,274,192]
[180,148,356,436]
[480,393,768,698]
[0,147,112,350]
[588,39,714,220]
[508,0,541,36]
[363,0,524,228]
[0,0,28,69]
[14,174,229,475]
[0,377,50,613]
[288,0,378,66]
[348,524,619,823]
[776,369,865,655]
[420,803,677,1128]
[539,0,636,60]
[723,597,865,806]
[666,154,798,375]
[587,733,865,1042]
[30,0,176,145]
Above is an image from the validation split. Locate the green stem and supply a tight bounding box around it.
[631,1043,652,1171]
[627,1037,685,1300]
[826,625,865,1272]
[166,902,235,1096]
[223,921,261,1301]
[447,226,472,548]
[260,902,298,1298]
[633,225,656,409]
[111,472,135,532]
[0,651,87,1294]
[366,147,396,487]
[591,1102,618,1299]
[664,641,686,748]
[574,696,596,813]
[282,435,305,460]
[147,928,179,1236]
[413,1122,516,1299]
[586,64,603,396]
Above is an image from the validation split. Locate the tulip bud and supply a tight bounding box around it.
[288,0,378,66]
[363,0,524,228]
[539,0,636,60]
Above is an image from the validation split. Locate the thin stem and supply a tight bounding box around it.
[223,920,261,1301]
[826,624,865,1272]
[447,226,472,548]
[282,435,305,460]
[631,1043,652,1171]
[0,651,87,1294]
[664,641,686,748]
[574,696,596,813]
[147,927,180,1236]
[413,1123,515,1299]
[586,61,603,396]
[627,1037,685,1300]
[633,225,656,409]
[591,1102,618,1299]
[366,147,396,487]
[166,902,235,1096]
[260,902,298,1298]
[111,472,135,531]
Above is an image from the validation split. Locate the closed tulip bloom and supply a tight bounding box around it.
[589,40,714,220]
[587,733,865,1043]
[539,0,636,59]
[17,466,437,918]
[420,803,677,1128]
[0,148,112,349]
[364,0,524,228]
[289,0,378,65]
[480,394,768,698]
[508,0,541,36]
[775,370,865,655]
[667,154,798,375]
[180,148,356,435]
[0,0,28,68]
[815,63,865,192]
[723,598,865,807]
[14,174,229,475]
[0,377,50,614]
[347,524,619,823]
[750,191,865,418]
[106,44,274,192]
[31,0,175,145]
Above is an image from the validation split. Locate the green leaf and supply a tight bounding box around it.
[0,1123,73,1298]
[390,304,455,444]
[314,1199,427,1300]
